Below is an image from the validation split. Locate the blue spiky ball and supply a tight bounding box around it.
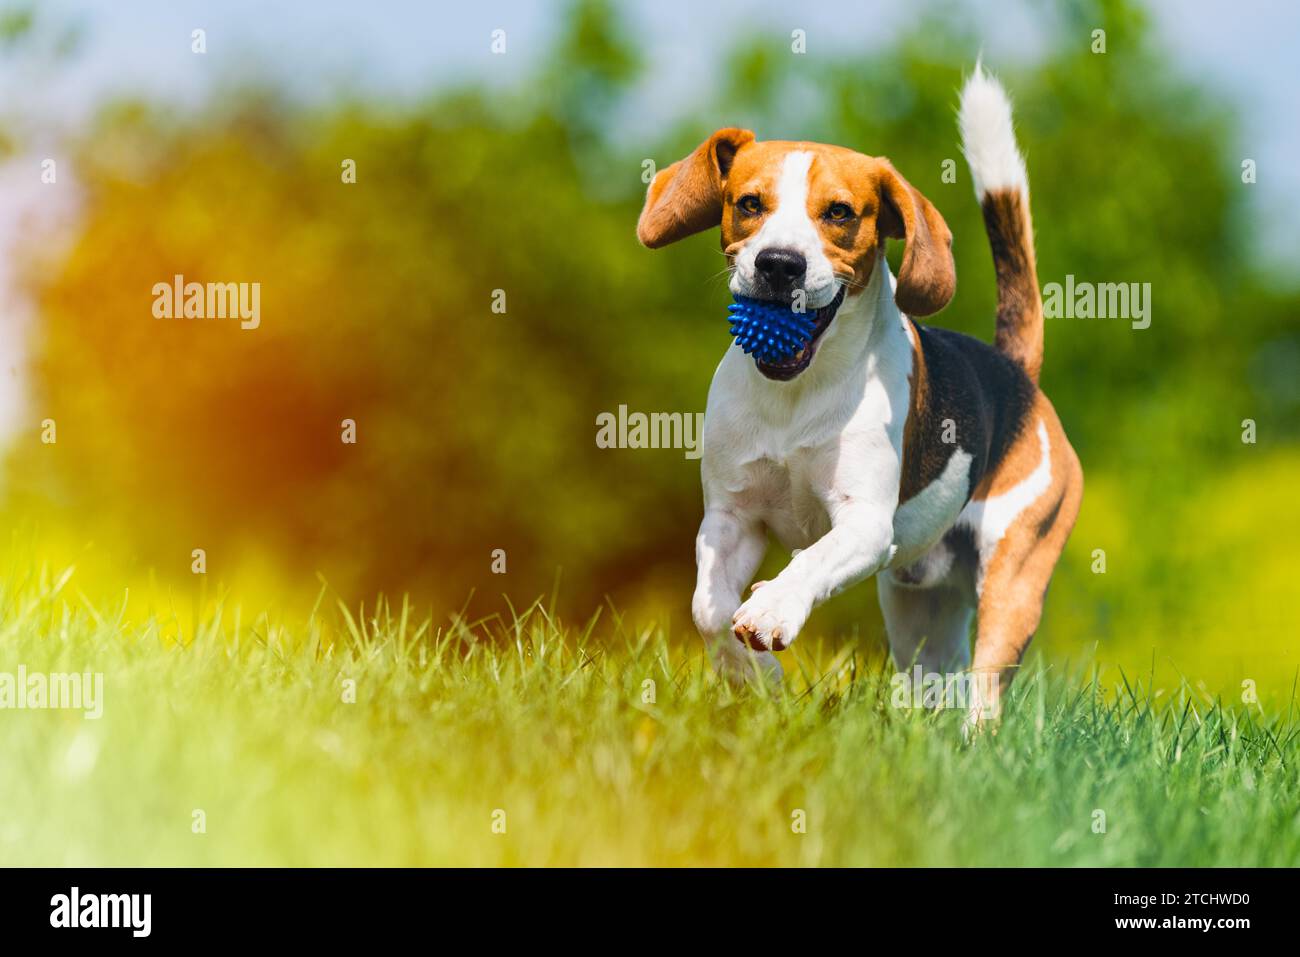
[726,296,817,364]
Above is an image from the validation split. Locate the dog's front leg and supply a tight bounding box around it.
[691,507,782,684]
[732,504,895,652]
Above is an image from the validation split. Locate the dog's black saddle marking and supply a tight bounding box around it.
[900,321,1038,504]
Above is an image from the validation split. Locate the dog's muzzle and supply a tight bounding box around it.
[750,287,846,381]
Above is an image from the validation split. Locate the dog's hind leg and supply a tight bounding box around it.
[692,507,782,684]
[966,407,1083,728]
[878,575,975,677]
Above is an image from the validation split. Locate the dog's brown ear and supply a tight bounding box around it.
[637,128,755,248]
[876,160,955,316]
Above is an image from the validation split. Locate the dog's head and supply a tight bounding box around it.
[637,129,954,380]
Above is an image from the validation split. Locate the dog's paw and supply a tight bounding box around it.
[711,639,784,688]
[960,707,999,743]
[732,584,808,652]
[960,677,1003,741]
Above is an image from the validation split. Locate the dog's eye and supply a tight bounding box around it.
[737,195,763,215]
[825,202,855,222]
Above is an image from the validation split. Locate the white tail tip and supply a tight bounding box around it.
[959,63,1028,200]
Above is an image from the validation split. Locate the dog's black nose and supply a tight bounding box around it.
[754,248,807,291]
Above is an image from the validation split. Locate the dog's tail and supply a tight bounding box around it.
[959,64,1043,384]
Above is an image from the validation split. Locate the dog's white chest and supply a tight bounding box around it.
[700,297,978,570]
[701,322,914,553]
[718,452,834,551]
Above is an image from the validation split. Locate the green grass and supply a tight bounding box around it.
[2,567,1298,867]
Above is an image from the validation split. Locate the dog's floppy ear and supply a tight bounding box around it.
[637,128,755,248]
[876,160,955,316]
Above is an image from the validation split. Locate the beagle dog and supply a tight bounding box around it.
[636,68,1082,723]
